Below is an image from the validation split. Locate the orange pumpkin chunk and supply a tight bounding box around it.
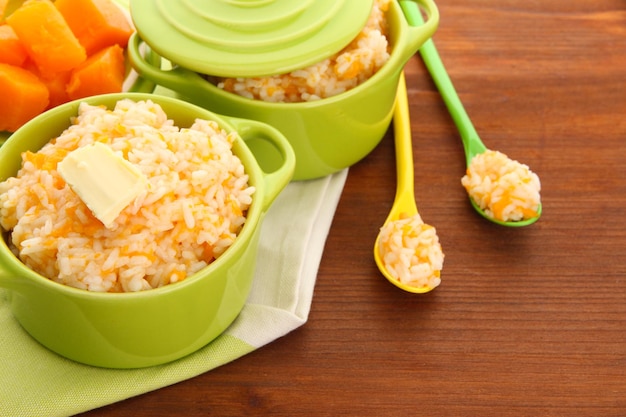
[55,0,133,56]
[6,0,86,74]
[0,63,49,132]
[21,59,72,109]
[0,24,27,66]
[66,44,125,100]
[43,71,73,109]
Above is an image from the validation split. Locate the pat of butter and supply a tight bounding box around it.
[58,142,148,228]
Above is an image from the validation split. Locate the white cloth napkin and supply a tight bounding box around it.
[0,170,347,417]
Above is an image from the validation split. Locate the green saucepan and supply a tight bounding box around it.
[127,0,440,180]
[0,93,295,368]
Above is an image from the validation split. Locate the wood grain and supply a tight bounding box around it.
[79,1,626,415]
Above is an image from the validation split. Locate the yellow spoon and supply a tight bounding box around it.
[373,72,441,294]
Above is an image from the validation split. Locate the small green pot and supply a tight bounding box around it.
[128,0,439,180]
[0,93,295,368]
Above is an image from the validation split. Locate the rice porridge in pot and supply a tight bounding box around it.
[211,0,392,103]
[0,99,255,293]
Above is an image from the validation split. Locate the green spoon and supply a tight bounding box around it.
[404,4,541,227]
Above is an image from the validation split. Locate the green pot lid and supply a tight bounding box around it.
[129,0,375,77]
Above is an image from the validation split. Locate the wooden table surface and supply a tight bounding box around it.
[81,1,626,415]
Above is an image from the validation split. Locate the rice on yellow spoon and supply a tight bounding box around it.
[374,72,444,294]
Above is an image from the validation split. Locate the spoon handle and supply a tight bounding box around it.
[393,72,417,213]
[402,4,487,164]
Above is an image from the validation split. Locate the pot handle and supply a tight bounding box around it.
[398,0,440,62]
[127,33,211,97]
[222,116,296,211]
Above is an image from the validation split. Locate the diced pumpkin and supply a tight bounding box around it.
[0,24,27,66]
[23,60,72,109]
[55,0,133,56]
[66,44,125,100]
[42,70,72,109]
[0,63,49,132]
[6,0,86,74]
